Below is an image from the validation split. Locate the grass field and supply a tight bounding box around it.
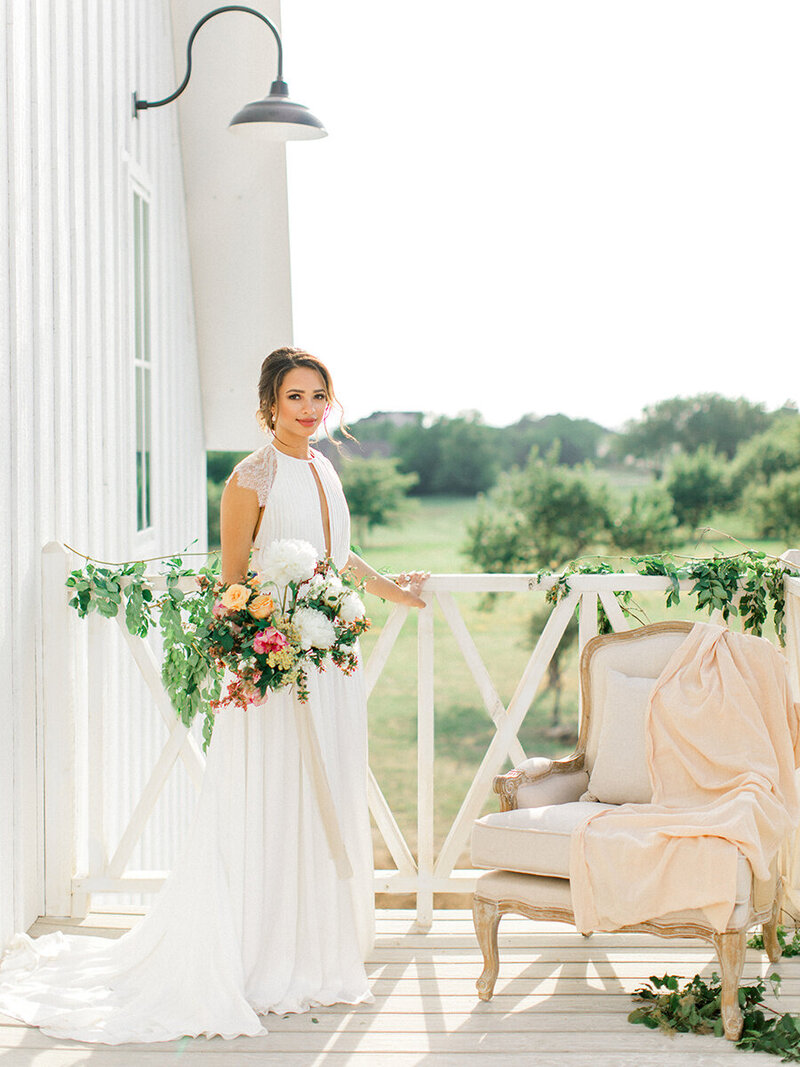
[357,495,791,875]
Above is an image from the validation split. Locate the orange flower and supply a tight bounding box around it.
[249,593,274,620]
[220,583,251,610]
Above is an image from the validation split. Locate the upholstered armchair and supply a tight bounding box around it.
[470,621,785,1041]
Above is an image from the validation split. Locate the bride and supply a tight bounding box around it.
[0,346,427,1043]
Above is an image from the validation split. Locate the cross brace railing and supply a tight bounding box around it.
[41,543,800,927]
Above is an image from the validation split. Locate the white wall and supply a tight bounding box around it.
[1,0,207,943]
[169,0,295,451]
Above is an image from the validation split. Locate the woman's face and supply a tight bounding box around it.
[273,366,329,441]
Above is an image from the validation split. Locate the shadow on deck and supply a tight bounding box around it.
[0,910,795,1065]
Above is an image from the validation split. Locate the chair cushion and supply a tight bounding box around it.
[472,801,754,910]
[582,670,656,804]
[474,864,757,932]
[471,801,615,878]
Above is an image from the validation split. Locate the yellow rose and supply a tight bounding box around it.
[249,593,274,620]
[221,583,251,610]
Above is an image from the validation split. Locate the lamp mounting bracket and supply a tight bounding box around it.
[133,5,283,115]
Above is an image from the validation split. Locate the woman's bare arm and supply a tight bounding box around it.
[220,475,261,585]
[345,552,427,609]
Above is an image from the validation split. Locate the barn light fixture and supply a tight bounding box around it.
[133,4,326,141]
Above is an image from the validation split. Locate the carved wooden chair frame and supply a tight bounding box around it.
[473,620,783,1041]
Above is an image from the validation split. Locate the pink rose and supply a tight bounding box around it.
[212,599,227,618]
[253,627,289,655]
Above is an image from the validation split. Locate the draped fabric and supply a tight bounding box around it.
[570,623,800,934]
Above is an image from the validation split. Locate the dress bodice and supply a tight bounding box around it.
[230,442,351,571]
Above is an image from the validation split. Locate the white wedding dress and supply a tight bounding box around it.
[0,442,375,1043]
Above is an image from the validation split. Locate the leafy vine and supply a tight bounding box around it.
[629,971,800,1060]
[749,925,800,959]
[66,555,222,750]
[65,544,796,749]
[535,548,792,645]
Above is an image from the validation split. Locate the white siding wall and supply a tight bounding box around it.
[169,0,294,452]
[1,0,208,944]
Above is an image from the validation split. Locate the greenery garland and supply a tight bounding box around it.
[66,555,222,750]
[749,926,800,959]
[628,969,800,1060]
[535,548,790,645]
[65,544,794,750]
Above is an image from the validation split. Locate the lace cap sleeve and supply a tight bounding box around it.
[227,446,277,508]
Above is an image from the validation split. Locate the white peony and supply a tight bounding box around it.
[293,606,337,650]
[339,591,366,624]
[260,539,319,587]
[320,574,344,606]
[305,573,326,594]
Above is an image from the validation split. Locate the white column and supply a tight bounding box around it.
[415,597,435,930]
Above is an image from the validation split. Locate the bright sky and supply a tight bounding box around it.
[281,1,799,431]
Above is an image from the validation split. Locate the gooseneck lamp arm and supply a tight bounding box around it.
[134,4,284,113]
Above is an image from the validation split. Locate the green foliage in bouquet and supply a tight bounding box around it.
[66,540,370,751]
[206,542,369,712]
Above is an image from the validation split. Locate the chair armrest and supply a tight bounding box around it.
[493,754,586,811]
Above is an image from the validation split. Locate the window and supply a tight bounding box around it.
[133,190,152,531]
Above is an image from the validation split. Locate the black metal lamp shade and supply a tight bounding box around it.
[134,6,326,142]
[228,79,326,140]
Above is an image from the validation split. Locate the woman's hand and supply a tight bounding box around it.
[394,571,429,609]
[345,553,429,609]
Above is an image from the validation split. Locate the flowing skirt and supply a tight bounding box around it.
[0,667,374,1044]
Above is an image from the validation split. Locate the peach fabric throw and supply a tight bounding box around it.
[570,623,800,933]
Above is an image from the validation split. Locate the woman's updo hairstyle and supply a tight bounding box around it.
[257,346,352,441]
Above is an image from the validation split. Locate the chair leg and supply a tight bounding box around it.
[762,885,784,963]
[712,930,747,1041]
[473,896,502,1001]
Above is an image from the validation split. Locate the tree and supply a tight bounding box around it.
[339,456,418,546]
[608,484,678,555]
[500,414,608,468]
[465,446,682,573]
[528,606,579,736]
[731,413,800,495]
[664,446,735,529]
[616,394,770,469]
[742,470,800,542]
[393,416,442,495]
[729,413,800,542]
[394,413,499,496]
[206,451,248,548]
[436,414,499,495]
[465,449,612,571]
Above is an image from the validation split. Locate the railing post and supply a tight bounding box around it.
[78,611,107,917]
[415,595,435,930]
[577,591,598,730]
[578,591,598,654]
[782,552,800,700]
[41,542,77,917]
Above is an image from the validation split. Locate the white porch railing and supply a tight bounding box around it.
[41,543,800,929]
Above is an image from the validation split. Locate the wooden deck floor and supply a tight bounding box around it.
[0,910,796,1065]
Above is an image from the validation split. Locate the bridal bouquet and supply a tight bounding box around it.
[205,538,369,712]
